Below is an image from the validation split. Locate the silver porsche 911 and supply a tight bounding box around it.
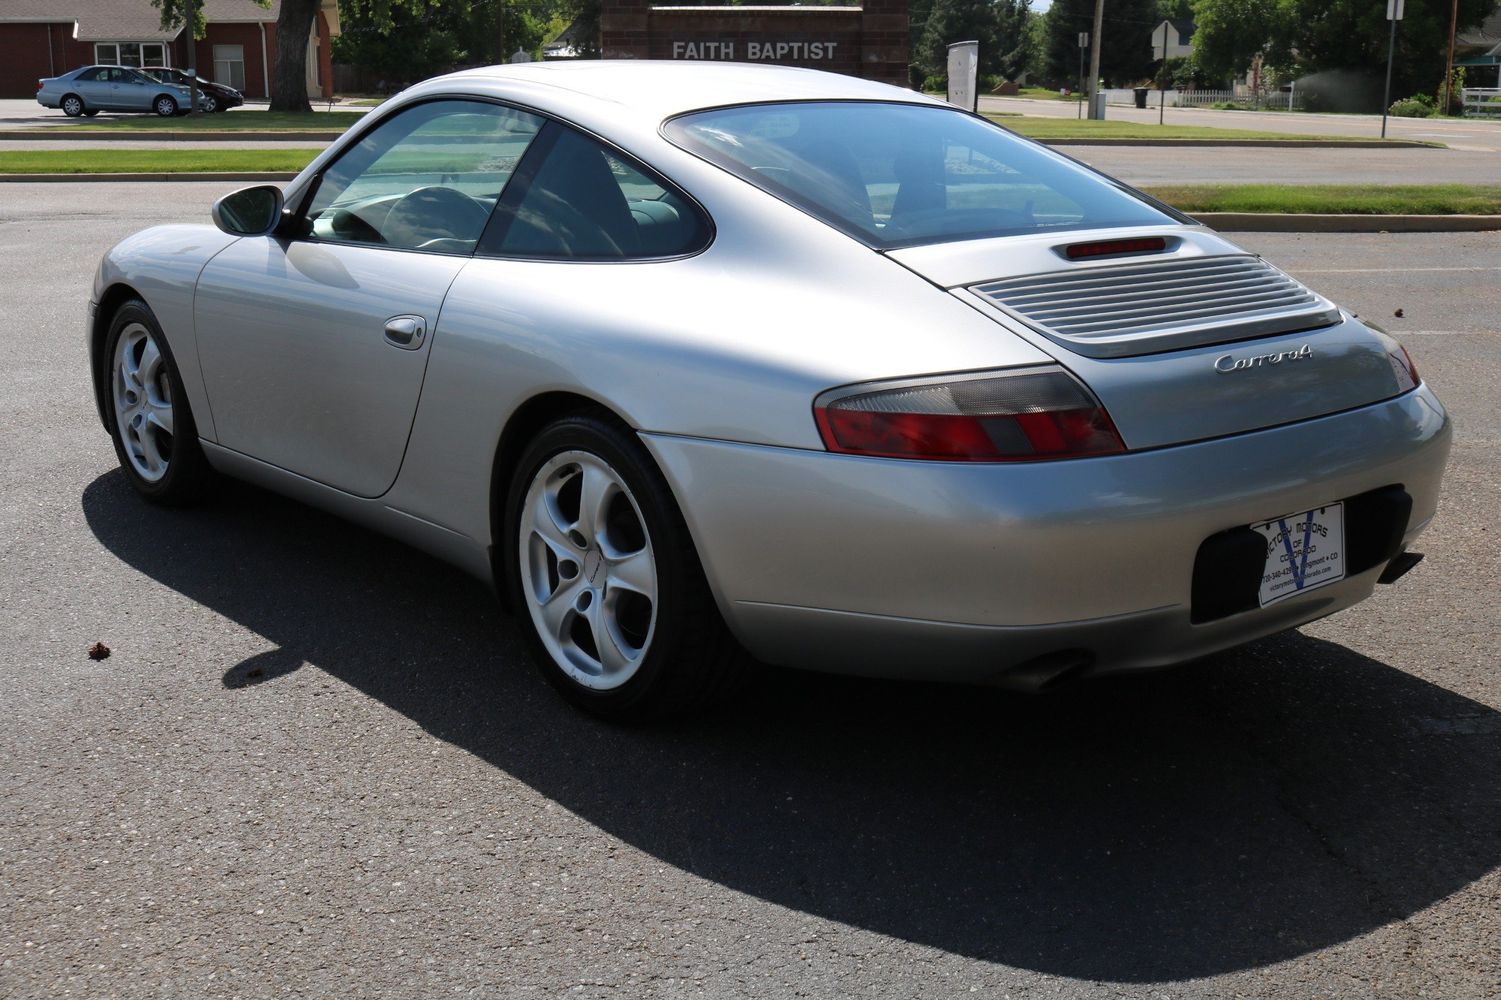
[89,62,1450,719]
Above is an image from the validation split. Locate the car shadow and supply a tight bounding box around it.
[82,470,1501,982]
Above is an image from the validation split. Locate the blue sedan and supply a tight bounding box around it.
[36,65,196,118]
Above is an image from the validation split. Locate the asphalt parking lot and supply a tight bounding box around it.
[1,182,1498,999]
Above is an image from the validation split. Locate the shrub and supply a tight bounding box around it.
[1389,97,1434,118]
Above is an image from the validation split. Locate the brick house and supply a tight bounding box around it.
[0,0,339,101]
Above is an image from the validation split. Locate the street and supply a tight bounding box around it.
[1,182,1498,999]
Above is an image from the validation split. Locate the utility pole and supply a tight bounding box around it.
[1159,22,1167,125]
[1077,32,1088,120]
[1088,0,1105,120]
[1382,0,1404,138]
[1441,0,1459,114]
[186,0,202,116]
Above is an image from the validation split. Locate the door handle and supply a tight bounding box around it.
[383,315,426,350]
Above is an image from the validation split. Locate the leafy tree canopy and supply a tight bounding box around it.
[1189,0,1493,101]
[915,0,1034,84]
[1042,0,1160,87]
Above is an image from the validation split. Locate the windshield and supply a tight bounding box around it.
[664,101,1181,249]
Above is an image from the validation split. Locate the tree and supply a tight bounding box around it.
[155,0,318,111]
[1189,0,1492,108]
[1188,0,1285,83]
[916,0,1034,85]
[1042,0,1159,87]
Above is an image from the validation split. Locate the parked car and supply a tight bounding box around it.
[87,63,1450,720]
[140,67,243,113]
[36,65,196,117]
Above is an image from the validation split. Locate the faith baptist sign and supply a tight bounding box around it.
[600,1,908,88]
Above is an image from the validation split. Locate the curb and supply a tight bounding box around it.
[0,171,298,182]
[1193,212,1501,233]
[1,173,1495,233]
[1042,138,1438,148]
[1,130,1435,149]
[0,129,343,142]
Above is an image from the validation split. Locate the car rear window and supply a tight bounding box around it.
[664,101,1181,249]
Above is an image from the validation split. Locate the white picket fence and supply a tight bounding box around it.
[1177,88,1302,111]
[1461,88,1501,117]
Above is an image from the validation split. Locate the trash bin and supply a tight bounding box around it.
[1133,87,1150,109]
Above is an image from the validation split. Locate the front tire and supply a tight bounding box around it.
[103,300,214,505]
[154,95,178,117]
[505,414,745,721]
[61,94,84,117]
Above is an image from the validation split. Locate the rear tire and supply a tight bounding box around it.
[103,299,215,505]
[154,95,178,117]
[61,94,84,117]
[504,413,745,721]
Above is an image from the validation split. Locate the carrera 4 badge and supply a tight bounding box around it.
[1215,343,1313,374]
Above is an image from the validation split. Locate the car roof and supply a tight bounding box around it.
[411,61,941,127]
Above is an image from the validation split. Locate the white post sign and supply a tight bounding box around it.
[947,40,979,113]
[1387,0,1404,19]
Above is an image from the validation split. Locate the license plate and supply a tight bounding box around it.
[1251,503,1346,607]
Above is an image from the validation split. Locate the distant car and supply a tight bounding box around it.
[87,63,1450,720]
[36,65,196,117]
[140,67,243,113]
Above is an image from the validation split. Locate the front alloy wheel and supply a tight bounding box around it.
[103,300,213,504]
[507,415,745,720]
[154,95,178,117]
[112,322,176,483]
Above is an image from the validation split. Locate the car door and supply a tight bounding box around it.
[71,68,110,109]
[119,69,156,111]
[193,99,544,498]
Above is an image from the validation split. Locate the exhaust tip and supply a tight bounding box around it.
[1378,551,1424,585]
[999,649,1096,692]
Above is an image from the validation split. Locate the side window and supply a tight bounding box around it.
[490,126,710,260]
[75,68,101,82]
[304,100,544,254]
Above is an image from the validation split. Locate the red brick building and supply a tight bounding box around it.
[0,0,339,101]
[601,1,908,89]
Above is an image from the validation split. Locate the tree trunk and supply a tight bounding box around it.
[269,0,320,113]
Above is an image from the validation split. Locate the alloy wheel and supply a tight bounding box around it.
[111,322,175,483]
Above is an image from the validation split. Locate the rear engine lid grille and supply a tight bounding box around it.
[971,254,1341,359]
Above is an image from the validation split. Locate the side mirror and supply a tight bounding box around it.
[211,185,284,237]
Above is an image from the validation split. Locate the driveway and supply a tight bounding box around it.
[1,182,1498,999]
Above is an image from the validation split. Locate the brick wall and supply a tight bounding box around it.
[601,0,908,88]
[0,22,104,97]
[190,23,274,99]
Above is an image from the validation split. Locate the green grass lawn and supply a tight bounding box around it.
[64,110,365,132]
[0,148,321,173]
[993,116,1409,143]
[1015,86,1086,102]
[3,151,1496,217]
[1142,184,1501,215]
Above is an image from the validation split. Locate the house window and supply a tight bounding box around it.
[95,42,168,68]
[213,44,246,92]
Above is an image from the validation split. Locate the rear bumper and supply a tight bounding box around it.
[642,385,1451,685]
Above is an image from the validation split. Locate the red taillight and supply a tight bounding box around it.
[1063,237,1167,260]
[814,368,1126,462]
[37,80,44,93]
